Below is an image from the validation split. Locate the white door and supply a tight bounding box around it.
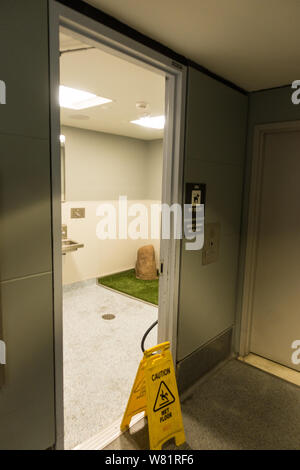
[249,130,300,371]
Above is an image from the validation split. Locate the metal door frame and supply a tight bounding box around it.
[239,120,300,357]
[49,0,187,449]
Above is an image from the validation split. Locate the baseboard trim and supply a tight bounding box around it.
[238,353,300,387]
[73,412,145,450]
[177,328,233,394]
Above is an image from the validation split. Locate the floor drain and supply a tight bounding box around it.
[102,314,116,320]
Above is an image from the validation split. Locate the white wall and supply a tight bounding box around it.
[146,139,163,200]
[61,126,163,285]
[62,126,162,201]
[62,200,161,285]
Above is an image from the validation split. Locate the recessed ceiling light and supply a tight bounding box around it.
[59,85,112,110]
[131,115,165,130]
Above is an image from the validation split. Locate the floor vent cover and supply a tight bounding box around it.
[102,314,116,320]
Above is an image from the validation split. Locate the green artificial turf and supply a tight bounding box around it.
[98,269,159,305]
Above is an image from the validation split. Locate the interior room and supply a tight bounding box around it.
[1,0,300,452]
[59,30,165,449]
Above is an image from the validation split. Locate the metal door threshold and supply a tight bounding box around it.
[238,353,300,387]
[73,412,145,450]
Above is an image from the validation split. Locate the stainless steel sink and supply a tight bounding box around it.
[62,239,84,254]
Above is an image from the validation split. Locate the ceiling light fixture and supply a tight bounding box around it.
[59,85,112,110]
[131,115,165,130]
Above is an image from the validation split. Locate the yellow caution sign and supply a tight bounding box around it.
[121,342,185,450]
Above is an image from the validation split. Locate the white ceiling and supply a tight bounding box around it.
[60,32,165,140]
[84,0,300,91]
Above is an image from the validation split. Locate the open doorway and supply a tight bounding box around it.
[59,28,165,449]
[49,2,186,450]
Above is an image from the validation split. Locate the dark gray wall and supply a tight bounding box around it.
[177,67,248,363]
[0,0,55,449]
[235,86,300,350]
[244,86,300,222]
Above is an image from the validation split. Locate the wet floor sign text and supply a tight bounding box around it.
[121,342,185,450]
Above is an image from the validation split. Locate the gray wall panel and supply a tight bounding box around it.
[178,233,240,359]
[0,0,50,139]
[185,70,247,166]
[0,274,55,450]
[177,329,232,394]
[0,134,52,281]
[0,0,55,449]
[177,67,247,362]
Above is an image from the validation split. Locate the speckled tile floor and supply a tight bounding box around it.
[63,279,158,450]
[105,359,300,450]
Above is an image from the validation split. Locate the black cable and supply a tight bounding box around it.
[141,320,158,353]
